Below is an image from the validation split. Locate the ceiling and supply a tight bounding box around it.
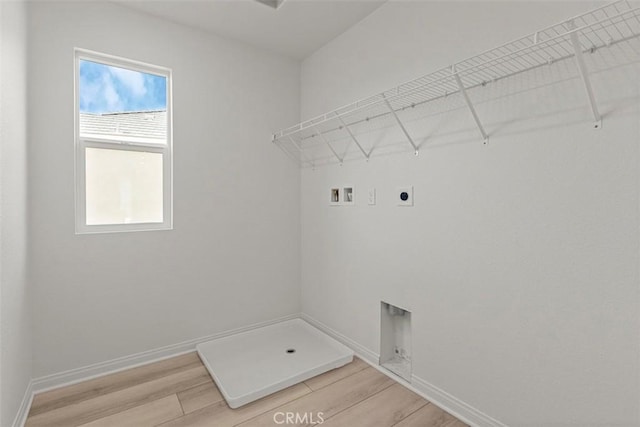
[117,0,387,59]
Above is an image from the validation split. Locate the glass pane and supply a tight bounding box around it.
[79,59,167,143]
[85,148,163,225]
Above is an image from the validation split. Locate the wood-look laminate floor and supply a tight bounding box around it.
[26,352,468,427]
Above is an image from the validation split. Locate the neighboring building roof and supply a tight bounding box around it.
[80,110,167,141]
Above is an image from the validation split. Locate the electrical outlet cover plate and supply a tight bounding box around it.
[397,186,413,206]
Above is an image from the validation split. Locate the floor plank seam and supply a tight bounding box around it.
[29,356,203,417]
[230,383,315,427]
[175,392,186,416]
[160,399,221,426]
[389,401,431,427]
[156,407,188,427]
[304,381,396,426]
[29,375,212,426]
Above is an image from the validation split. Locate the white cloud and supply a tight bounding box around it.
[79,70,123,113]
[101,73,123,111]
[79,60,158,113]
[79,76,100,110]
[110,67,147,97]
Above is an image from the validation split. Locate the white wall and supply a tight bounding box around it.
[28,1,301,378]
[1,0,32,425]
[301,1,640,426]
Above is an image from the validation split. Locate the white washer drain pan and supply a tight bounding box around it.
[197,318,353,408]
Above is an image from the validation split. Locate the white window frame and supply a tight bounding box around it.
[74,48,173,234]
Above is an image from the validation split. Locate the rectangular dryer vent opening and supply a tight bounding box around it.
[380,302,412,382]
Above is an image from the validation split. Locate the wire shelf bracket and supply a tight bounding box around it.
[272,0,640,167]
[566,19,603,129]
[452,65,489,145]
[337,115,370,160]
[382,93,420,155]
[313,124,343,165]
[289,136,315,168]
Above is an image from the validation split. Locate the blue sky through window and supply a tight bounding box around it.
[79,60,167,114]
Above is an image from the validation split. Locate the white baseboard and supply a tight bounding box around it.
[31,313,299,395]
[12,380,34,427]
[408,376,508,427]
[301,313,508,427]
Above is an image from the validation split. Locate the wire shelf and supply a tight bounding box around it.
[272,0,640,168]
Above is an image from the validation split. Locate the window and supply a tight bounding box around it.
[74,49,172,233]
